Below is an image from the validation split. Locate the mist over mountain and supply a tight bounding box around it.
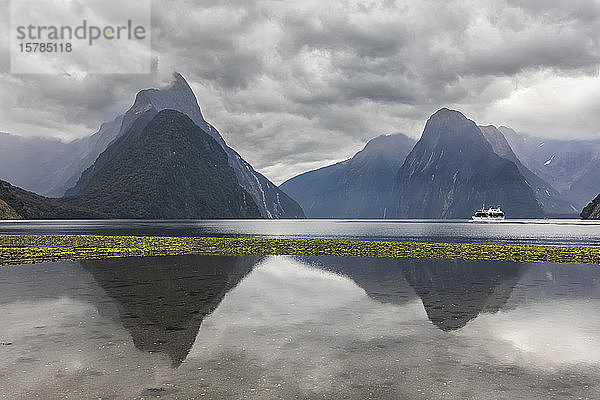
[391,109,543,218]
[47,73,208,198]
[0,76,207,197]
[64,109,262,219]
[280,134,415,218]
[479,125,577,216]
[49,116,125,197]
[566,163,600,210]
[500,126,600,209]
[0,133,68,196]
[0,117,130,198]
[1,108,263,219]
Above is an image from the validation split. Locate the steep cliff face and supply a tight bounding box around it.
[0,132,69,197]
[280,134,415,218]
[391,109,543,219]
[46,116,125,197]
[65,110,262,219]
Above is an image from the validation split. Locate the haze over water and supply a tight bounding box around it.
[1,252,600,399]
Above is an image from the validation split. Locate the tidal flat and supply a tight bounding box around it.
[2,234,600,266]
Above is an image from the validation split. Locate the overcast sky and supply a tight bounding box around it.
[1,0,600,184]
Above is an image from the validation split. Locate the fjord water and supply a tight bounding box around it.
[1,255,600,399]
[2,218,600,246]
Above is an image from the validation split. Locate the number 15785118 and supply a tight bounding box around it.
[18,42,72,52]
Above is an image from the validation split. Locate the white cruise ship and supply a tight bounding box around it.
[471,205,505,222]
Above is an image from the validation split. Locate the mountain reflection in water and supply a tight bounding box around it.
[79,255,263,366]
[304,256,524,331]
[76,255,555,368]
[66,255,600,364]
[2,255,600,399]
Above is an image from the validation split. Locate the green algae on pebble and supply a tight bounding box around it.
[1,234,599,266]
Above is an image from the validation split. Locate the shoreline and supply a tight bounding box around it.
[1,234,600,266]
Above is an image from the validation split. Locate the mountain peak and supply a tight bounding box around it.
[171,71,189,85]
[392,109,543,218]
[480,124,498,130]
[354,133,415,161]
[116,72,304,219]
[419,107,490,152]
[119,72,214,144]
[163,72,196,100]
[131,73,201,118]
[430,107,466,120]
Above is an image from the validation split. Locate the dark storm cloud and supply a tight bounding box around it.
[151,1,267,91]
[279,12,410,58]
[1,0,600,183]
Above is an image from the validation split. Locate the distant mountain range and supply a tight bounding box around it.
[280,134,416,218]
[281,109,590,219]
[501,127,600,210]
[1,74,598,220]
[0,132,70,197]
[479,125,576,216]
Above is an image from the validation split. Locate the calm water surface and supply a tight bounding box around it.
[2,219,600,246]
[1,255,600,399]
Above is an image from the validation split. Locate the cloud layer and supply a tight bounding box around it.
[2,0,600,183]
